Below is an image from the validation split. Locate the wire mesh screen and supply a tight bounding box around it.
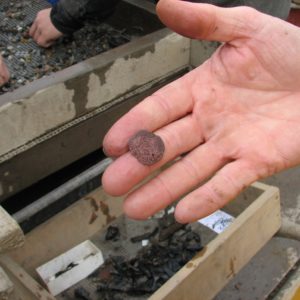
[0,0,141,94]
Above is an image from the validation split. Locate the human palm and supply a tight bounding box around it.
[102,0,300,223]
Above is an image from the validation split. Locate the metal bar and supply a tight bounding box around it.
[13,158,112,224]
[276,218,300,241]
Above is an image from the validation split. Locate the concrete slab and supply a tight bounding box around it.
[215,237,300,300]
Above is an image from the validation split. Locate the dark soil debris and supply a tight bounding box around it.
[105,225,120,241]
[74,287,91,300]
[94,212,203,298]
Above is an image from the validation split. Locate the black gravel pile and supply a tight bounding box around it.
[90,215,203,300]
[0,0,143,94]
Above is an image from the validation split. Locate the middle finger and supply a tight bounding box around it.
[102,113,204,196]
[123,140,228,220]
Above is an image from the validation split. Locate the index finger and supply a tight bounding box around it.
[103,73,195,157]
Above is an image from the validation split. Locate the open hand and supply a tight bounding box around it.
[29,8,63,48]
[0,55,10,86]
[102,0,300,223]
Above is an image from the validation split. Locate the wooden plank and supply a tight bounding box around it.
[9,168,163,278]
[0,207,24,253]
[9,182,280,299]
[0,255,55,300]
[9,187,123,278]
[150,184,281,300]
[0,266,13,300]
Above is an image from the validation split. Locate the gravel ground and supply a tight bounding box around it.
[0,0,144,94]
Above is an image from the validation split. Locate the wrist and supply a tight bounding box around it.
[50,4,83,36]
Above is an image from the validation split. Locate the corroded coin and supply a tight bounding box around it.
[128,130,165,166]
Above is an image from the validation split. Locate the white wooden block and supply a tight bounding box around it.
[37,240,104,296]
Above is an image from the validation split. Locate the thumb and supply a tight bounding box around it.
[156,0,266,42]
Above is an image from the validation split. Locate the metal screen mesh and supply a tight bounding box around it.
[0,0,137,94]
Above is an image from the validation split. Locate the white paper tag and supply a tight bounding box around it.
[198,210,235,234]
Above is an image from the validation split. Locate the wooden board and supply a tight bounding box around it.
[9,168,163,278]
[6,182,280,299]
[150,182,281,300]
[0,255,55,300]
[0,266,13,300]
[9,188,124,278]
